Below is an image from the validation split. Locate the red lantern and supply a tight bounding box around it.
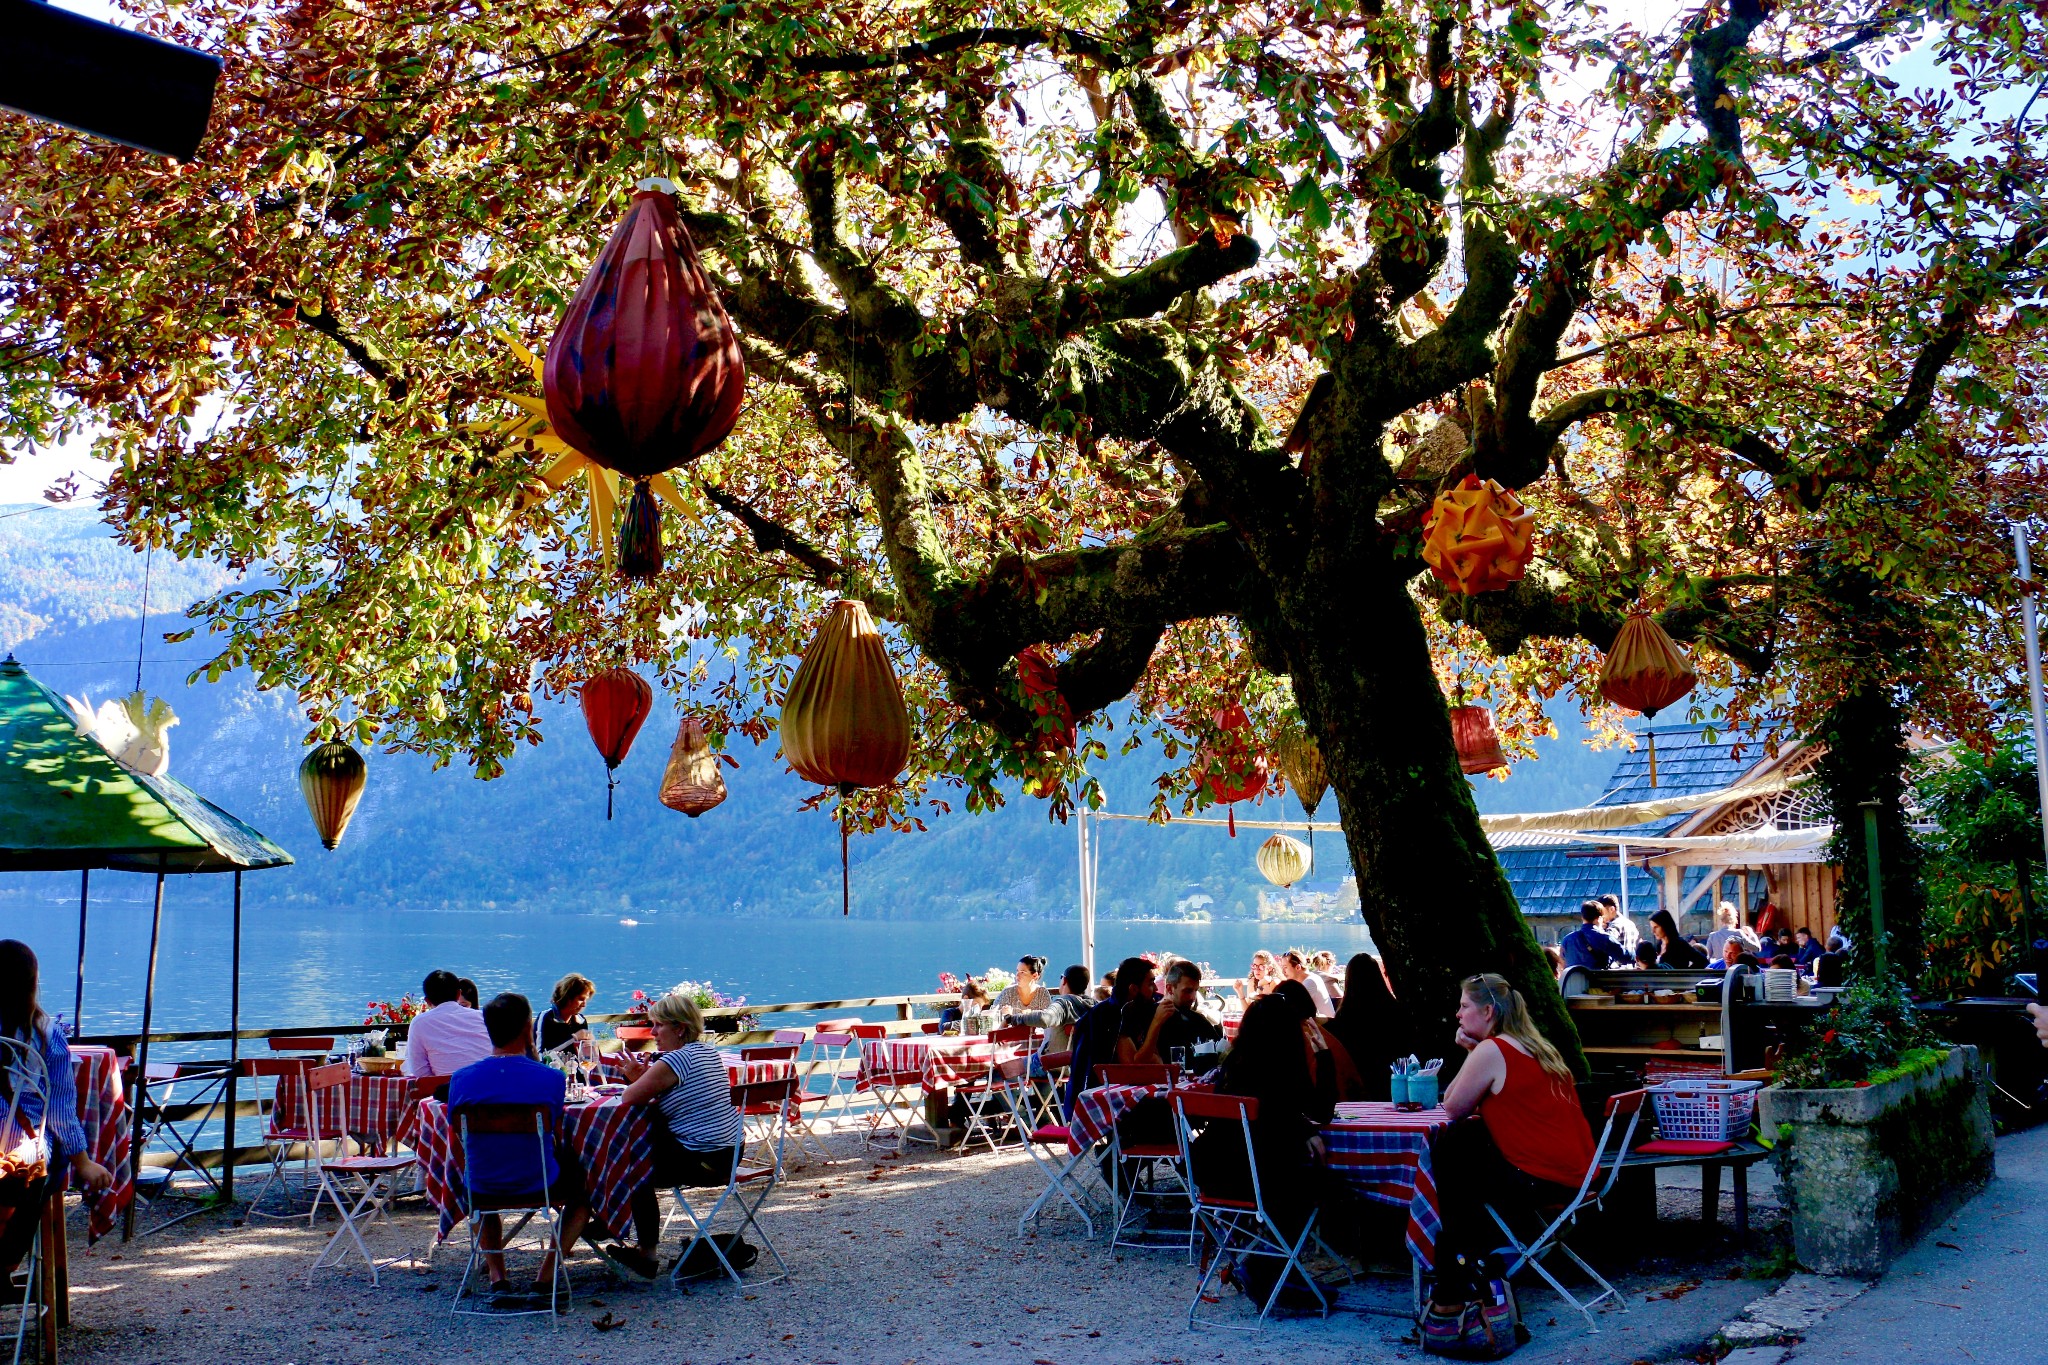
[543,180,747,578]
[580,667,652,819]
[1599,612,1698,787]
[1199,703,1268,835]
[1017,647,1075,754]
[1449,704,1508,775]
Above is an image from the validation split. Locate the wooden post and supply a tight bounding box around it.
[221,870,241,1200]
[123,859,166,1241]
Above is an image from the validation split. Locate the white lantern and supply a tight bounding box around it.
[1256,834,1312,888]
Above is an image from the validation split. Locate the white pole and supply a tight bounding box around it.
[1618,842,1630,917]
[2016,522,2048,875]
[1078,810,1096,979]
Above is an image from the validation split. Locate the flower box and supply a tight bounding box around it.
[1759,1044,1995,1277]
[613,1023,657,1046]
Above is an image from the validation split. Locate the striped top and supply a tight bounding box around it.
[655,1043,740,1153]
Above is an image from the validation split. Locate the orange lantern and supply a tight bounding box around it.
[658,715,729,818]
[1199,703,1268,836]
[580,667,653,819]
[543,180,747,579]
[1017,647,1075,755]
[780,600,912,913]
[298,740,366,850]
[1599,611,1697,787]
[1449,704,1508,775]
[1421,475,1536,594]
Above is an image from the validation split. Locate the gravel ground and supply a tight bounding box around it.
[54,1130,1789,1365]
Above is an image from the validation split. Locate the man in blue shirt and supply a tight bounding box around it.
[449,993,592,1303]
[1561,900,1634,970]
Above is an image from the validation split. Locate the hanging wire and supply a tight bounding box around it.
[134,542,154,692]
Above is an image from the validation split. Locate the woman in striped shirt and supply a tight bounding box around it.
[604,991,741,1280]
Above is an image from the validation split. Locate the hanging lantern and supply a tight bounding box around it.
[1274,731,1327,818]
[1598,611,1698,787]
[1256,834,1313,889]
[543,179,747,580]
[1017,647,1075,755]
[1449,704,1509,775]
[298,740,367,851]
[581,668,653,819]
[659,715,729,817]
[1198,703,1268,836]
[780,600,912,913]
[1421,475,1536,595]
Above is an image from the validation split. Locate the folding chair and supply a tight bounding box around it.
[852,1026,922,1151]
[131,1060,232,1227]
[450,1102,570,1323]
[664,1077,795,1287]
[1096,1064,1193,1259]
[307,1063,418,1286]
[1173,1091,1328,1331]
[1483,1088,1648,1332]
[1029,1047,1073,1130]
[735,1045,799,1174]
[244,1056,346,1221]
[773,1030,839,1165]
[1000,1056,1102,1238]
[957,1027,1034,1154]
[0,1036,51,1365]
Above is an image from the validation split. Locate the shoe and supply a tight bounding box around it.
[489,1280,536,1308]
[526,1282,567,1313]
[594,1243,659,1283]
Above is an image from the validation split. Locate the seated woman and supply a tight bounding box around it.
[606,991,742,1281]
[1324,952,1406,1101]
[1269,979,1352,1104]
[1188,994,1336,1308]
[0,941,112,1275]
[1650,909,1709,969]
[537,973,595,1054]
[990,957,1051,1019]
[1234,950,1279,1009]
[1425,974,1593,1347]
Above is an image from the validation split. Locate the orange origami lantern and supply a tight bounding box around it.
[1199,703,1268,836]
[1599,611,1697,787]
[1017,647,1075,755]
[1421,475,1536,594]
[1449,704,1509,775]
[543,179,746,579]
[580,667,653,819]
[780,600,912,913]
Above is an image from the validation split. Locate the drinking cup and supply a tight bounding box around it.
[1389,1071,1410,1105]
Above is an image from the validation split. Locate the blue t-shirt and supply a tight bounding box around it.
[447,1054,565,1198]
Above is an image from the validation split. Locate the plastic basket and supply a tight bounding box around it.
[1648,1078,1763,1142]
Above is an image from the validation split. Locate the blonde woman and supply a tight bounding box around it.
[605,991,741,1281]
[1426,974,1593,1347]
[537,972,596,1053]
[1235,950,1279,1007]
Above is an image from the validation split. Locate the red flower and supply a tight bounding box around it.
[1854,1081,1871,1088]
[1822,1029,1838,1044]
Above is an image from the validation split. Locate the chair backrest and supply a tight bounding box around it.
[269,1035,335,1054]
[307,1062,352,1095]
[302,1062,355,1150]
[848,1023,889,1040]
[242,1056,309,1079]
[987,1025,1034,1045]
[918,1021,942,1035]
[0,1036,50,1151]
[813,1031,854,1049]
[410,1074,452,1102]
[771,1029,806,1045]
[816,1017,862,1032]
[730,1076,797,1176]
[1171,1090,1264,1212]
[1096,1063,1174,1088]
[1037,1049,1073,1071]
[740,1044,799,1063]
[1573,1087,1650,1209]
[452,1102,554,1207]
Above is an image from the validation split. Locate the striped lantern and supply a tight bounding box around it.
[580,667,653,819]
[298,740,367,851]
[1256,834,1313,889]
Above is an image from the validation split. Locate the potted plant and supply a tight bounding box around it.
[1761,981,1995,1276]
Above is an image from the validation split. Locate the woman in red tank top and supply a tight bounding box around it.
[1425,973,1594,1340]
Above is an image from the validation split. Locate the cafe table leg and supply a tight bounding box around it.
[1731,1163,1750,1243]
[39,1191,60,1363]
[1700,1163,1723,1230]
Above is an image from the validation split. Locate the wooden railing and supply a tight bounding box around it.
[85,992,956,1199]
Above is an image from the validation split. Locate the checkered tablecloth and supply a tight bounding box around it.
[1321,1101,1450,1269]
[719,1053,797,1086]
[414,1096,652,1243]
[1066,1080,1205,1152]
[271,1071,422,1154]
[857,1038,1002,1095]
[69,1045,130,1242]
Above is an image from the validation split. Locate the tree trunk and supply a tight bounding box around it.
[1284,569,1587,1074]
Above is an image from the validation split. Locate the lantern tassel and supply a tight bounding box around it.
[606,767,617,820]
[1228,805,1236,838]
[1646,726,1658,789]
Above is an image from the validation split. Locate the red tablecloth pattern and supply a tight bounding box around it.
[69,1045,130,1241]
[857,1038,1003,1095]
[1066,1080,1190,1152]
[1321,1101,1449,1269]
[271,1072,422,1154]
[414,1097,652,1242]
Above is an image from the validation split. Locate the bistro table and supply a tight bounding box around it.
[1320,1101,1451,1270]
[414,1094,652,1243]
[69,1045,131,1242]
[858,1037,1010,1146]
[271,1070,423,1154]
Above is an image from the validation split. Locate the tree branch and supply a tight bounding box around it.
[271,294,408,400]
[1054,229,1259,333]
[697,478,873,604]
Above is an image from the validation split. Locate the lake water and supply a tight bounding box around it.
[5,899,1377,1040]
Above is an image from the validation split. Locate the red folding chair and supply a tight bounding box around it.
[307,1063,418,1286]
[771,1029,839,1164]
[851,1025,922,1150]
[735,1044,799,1173]
[958,1027,1036,1153]
[1097,1064,1192,1258]
[1173,1090,1328,1330]
[244,1056,346,1221]
[267,1035,336,1058]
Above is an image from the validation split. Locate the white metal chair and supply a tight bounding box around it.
[1173,1090,1329,1331]
[449,1102,569,1323]
[307,1062,418,1286]
[0,1036,51,1365]
[1483,1088,1648,1332]
[957,1028,1034,1154]
[806,1028,863,1125]
[773,1030,839,1165]
[664,1077,795,1288]
[1001,1056,1103,1238]
[1100,1063,1194,1259]
[244,1056,346,1221]
[852,1027,924,1152]
[734,1045,800,1175]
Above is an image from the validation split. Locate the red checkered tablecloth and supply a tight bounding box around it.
[414,1096,652,1243]
[69,1045,130,1242]
[1321,1101,1450,1269]
[718,1053,797,1086]
[271,1071,422,1154]
[1066,1079,1211,1152]
[857,1038,1004,1095]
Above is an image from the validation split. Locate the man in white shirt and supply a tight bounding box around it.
[1280,950,1335,1018]
[403,970,495,1076]
[1598,894,1641,955]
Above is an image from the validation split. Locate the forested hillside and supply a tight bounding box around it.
[0,507,1614,920]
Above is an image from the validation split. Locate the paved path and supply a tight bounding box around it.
[1785,1123,2048,1363]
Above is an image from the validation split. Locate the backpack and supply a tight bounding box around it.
[672,1233,757,1283]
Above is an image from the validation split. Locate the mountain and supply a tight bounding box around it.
[0,505,1611,920]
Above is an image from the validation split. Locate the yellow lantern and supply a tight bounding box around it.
[1275,732,1328,818]
[1421,475,1536,594]
[1256,834,1313,889]
[298,740,366,851]
[658,716,729,818]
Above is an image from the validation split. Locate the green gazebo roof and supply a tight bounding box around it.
[0,655,293,874]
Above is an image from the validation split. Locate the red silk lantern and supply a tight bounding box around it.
[1599,611,1697,787]
[1421,475,1536,594]
[543,179,746,578]
[780,600,912,914]
[1199,703,1268,835]
[1017,647,1075,754]
[298,740,366,850]
[580,667,653,819]
[1449,704,1508,775]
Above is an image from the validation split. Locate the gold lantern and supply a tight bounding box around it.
[1256,834,1313,889]
[1275,732,1328,818]
[658,716,728,818]
[298,740,367,851]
